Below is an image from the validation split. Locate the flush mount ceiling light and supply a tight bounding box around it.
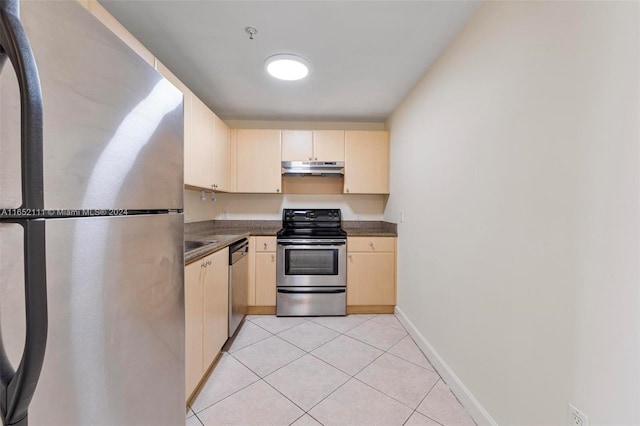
[265,54,310,81]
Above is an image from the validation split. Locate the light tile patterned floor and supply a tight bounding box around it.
[187,314,476,426]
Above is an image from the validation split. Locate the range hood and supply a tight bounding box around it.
[282,161,345,177]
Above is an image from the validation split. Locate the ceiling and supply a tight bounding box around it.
[98,1,481,123]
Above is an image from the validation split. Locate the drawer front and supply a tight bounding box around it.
[255,236,277,252]
[276,287,346,316]
[348,237,395,252]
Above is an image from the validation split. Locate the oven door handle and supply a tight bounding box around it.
[277,241,346,246]
[277,288,346,294]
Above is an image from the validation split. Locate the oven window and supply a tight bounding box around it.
[285,249,338,275]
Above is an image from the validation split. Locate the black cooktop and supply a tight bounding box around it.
[276,228,347,238]
[277,209,346,239]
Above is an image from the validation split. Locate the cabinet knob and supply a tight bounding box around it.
[263,243,267,249]
[348,254,352,260]
[276,188,280,193]
[308,156,312,160]
[369,242,374,248]
[271,254,275,261]
[314,157,318,160]
[345,188,349,193]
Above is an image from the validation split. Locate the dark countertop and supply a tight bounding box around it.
[184,219,397,264]
[184,220,280,264]
[343,221,397,237]
[184,233,249,265]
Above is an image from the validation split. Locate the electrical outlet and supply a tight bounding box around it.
[355,212,361,220]
[222,211,228,219]
[568,404,588,426]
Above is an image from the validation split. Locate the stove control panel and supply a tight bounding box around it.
[283,209,342,224]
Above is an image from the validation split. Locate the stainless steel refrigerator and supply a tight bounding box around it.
[0,1,185,425]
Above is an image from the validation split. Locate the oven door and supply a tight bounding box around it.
[276,239,346,287]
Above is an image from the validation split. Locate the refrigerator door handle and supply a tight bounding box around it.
[0,0,48,423]
[0,0,44,210]
[0,220,48,426]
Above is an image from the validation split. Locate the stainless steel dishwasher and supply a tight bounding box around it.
[228,238,249,337]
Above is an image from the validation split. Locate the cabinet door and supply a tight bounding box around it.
[313,130,344,161]
[203,248,229,370]
[282,130,313,161]
[187,96,215,189]
[347,252,395,305]
[236,129,282,193]
[212,114,230,191]
[184,260,204,399]
[344,131,389,194]
[255,252,277,306]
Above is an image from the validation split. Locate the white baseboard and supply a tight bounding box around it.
[394,306,498,426]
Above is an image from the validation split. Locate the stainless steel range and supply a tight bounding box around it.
[276,209,347,316]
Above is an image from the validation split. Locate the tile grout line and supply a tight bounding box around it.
[274,321,345,352]
[328,315,444,418]
[230,334,308,380]
[358,317,445,414]
[262,315,384,420]
[404,378,444,426]
[197,314,444,425]
[297,316,396,417]
[191,354,262,416]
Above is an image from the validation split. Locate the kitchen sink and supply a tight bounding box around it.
[185,240,218,251]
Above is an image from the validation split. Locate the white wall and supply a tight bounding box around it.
[184,189,386,223]
[386,1,639,425]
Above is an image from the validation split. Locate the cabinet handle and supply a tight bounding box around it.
[348,254,352,259]
[369,242,374,248]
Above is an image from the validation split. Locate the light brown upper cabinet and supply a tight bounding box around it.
[344,131,389,194]
[212,115,230,192]
[313,130,345,161]
[282,130,345,162]
[188,96,216,190]
[156,61,205,189]
[235,129,282,193]
[158,61,230,192]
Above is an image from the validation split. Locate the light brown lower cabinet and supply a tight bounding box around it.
[245,235,396,314]
[184,258,203,400]
[347,237,396,307]
[255,252,277,306]
[184,247,229,402]
[202,248,229,371]
[252,236,277,308]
